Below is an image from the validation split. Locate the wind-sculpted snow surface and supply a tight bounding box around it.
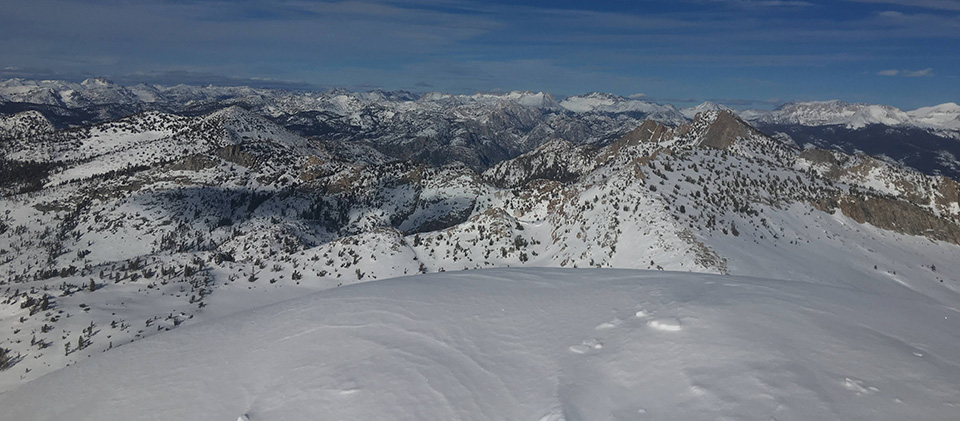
[2,268,958,420]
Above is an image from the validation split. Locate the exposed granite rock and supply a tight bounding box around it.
[215,145,259,168]
[816,194,960,245]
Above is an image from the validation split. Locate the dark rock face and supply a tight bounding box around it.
[166,155,218,172]
[620,120,675,145]
[938,178,960,206]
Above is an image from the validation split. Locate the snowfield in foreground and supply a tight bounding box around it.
[3,268,960,420]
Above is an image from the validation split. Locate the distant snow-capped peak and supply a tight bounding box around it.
[680,101,732,119]
[80,77,115,87]
[740,100,922,130]
[908,102,960,130]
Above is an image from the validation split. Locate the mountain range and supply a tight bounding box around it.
[0,77,959,418]
[3,77,958,177]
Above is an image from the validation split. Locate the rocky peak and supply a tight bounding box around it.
[696,110,760,149]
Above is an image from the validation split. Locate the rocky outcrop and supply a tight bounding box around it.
[166,155,218,172]
[815,194,960,245]
[214,145,259,168]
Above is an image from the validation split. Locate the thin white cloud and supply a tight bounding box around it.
[906,68,934,77]
[878,68,934,77]
[846,0,960,11]
[752,0,815,6]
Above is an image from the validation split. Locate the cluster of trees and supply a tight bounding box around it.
[0,157,55,195]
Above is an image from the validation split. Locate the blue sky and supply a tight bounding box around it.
[1,0,957,109]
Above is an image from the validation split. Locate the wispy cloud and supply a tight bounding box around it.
[906,68,935,77]
[846,0,960,11]
[878,68,935,77]
[707,97,786,107]
[713,0,815,7]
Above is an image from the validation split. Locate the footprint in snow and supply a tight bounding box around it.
[647,317,683,332]
[569,339,603,354]
[843,377,879,395]
[595,318,623,330]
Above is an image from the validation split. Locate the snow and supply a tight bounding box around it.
[2,268,959,420]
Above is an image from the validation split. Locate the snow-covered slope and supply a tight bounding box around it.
[3,268,958,421]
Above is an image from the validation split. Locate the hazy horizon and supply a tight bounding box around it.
[2,0,958,110]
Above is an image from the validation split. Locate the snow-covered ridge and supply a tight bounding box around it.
[559,92,686,123]
[4,268,959,420]
[0,110,55,139]
[740,99,960,131]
